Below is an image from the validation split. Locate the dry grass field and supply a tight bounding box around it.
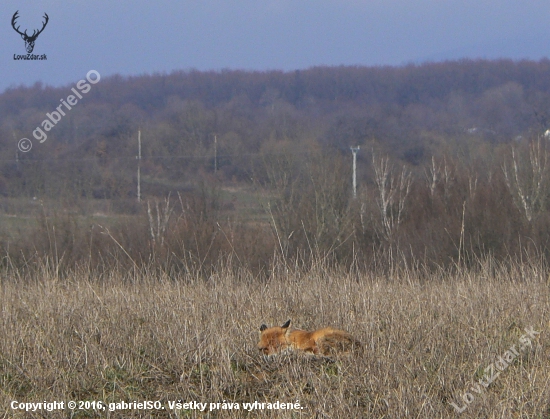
[1,259,549,418]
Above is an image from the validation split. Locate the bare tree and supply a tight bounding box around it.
[503,138,548,222]
[425,156,440,198]
[372,154,412,242]
[147,193,174,246]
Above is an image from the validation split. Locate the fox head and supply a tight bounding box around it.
[258,319,292,355]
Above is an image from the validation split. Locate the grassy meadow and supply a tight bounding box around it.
[1,258,549,418]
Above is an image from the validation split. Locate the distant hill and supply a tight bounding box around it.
[2,59,550,198]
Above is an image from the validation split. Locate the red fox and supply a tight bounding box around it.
[258,319,361,356]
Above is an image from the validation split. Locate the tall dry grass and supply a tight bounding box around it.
[0,258,549,418]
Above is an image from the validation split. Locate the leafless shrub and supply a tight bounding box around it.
[146,193,174,247]
[371,153,412,242]
[503,137,549,222]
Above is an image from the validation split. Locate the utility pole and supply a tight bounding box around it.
[350,146,360,199]
[13,132,19,170]
[137,130,141,202]
[214,134,218,173]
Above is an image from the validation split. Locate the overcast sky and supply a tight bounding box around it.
[1,0,550,93]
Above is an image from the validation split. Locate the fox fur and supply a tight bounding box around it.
[257,319,361,356]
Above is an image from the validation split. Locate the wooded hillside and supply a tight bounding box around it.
[2,59,550,271]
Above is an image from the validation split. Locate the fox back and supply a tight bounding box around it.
[258,320,361,356]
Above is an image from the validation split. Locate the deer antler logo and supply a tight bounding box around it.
[11,11,49,54]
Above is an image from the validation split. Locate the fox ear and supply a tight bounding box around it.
[260,324,268,332]
[281,319,291,329]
